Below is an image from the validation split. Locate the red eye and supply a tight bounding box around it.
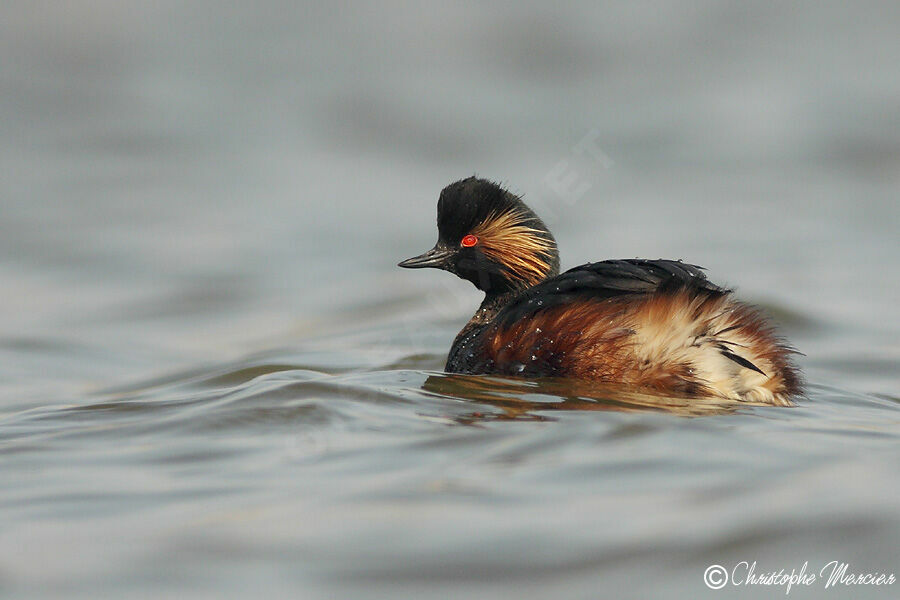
[461,234,478,248]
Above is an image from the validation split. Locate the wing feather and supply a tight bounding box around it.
[497,259,726,327]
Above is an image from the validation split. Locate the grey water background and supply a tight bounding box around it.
[2,1,899,598]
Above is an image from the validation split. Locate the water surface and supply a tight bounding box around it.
[2,2,899,599]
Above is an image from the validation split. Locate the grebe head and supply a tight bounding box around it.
[399,177,559,294]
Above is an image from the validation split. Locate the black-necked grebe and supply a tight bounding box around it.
[399,177,802,405]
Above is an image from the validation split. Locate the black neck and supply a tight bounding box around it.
[451,289,520,346]
[475,290,521,324]
[446,289,521,372]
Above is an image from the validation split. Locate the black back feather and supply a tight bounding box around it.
[495,259,727,328]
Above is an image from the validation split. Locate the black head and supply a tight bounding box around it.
[399,177,560,294]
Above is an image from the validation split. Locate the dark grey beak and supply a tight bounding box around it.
[398,245,453,269]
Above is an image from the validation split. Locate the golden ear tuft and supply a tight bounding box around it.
[471,208,555,286]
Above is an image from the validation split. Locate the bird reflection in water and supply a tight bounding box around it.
[421,373,772,423]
